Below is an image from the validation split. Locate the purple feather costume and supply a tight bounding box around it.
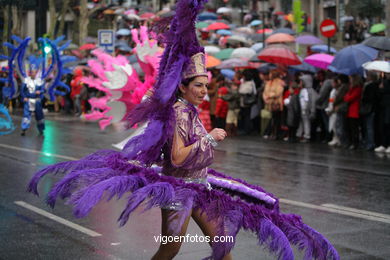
[28,0,339,259]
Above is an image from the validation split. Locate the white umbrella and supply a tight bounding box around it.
[340,16,354,23]
[216,58,249,69]
[251,43,264,52]
[227,35,250,46]
[126,13,140,20]
[204,46,221,55]
[216,7,232,14]
[362,61,390,73]
[114,8,125,14]
[234,27,254,34]
[231,47,256,60]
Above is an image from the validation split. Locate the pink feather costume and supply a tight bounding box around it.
[82,26,162,130]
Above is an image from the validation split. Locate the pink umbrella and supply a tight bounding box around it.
[207,22,230,31]
[304,54,334,70]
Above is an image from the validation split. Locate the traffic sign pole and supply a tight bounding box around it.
[320,19,337,55]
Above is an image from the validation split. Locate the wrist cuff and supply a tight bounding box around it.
[205,134,218,147]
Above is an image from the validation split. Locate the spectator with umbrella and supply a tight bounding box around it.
[333,74,350,148]
[297,74,317,143]
[374,73,390,153]
[315,71,334,142]
[223,77,240,136]
[343,75,363,150]
[263,70,285,139]
[360,71,379,151]
[283,78,301,142]
[326,78,341,147]
[238,69,257,135]
[215,76,229,130]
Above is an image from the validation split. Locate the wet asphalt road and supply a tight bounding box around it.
[1,112,390,260]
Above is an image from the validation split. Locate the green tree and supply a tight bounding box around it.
[345,0,384,20]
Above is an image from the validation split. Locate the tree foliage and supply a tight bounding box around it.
[345,0,384,19]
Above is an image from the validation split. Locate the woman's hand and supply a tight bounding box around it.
[209,128,227,142]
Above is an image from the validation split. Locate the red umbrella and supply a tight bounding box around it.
[140,12,155,19]
[258,45,301,65]
[206,22,230,31]
[257,28,273,34]
[79,43,96,51]
[265,33,295,44]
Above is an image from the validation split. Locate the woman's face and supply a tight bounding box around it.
[180,76,209,106]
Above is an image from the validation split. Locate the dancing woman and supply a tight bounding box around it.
[28,0,339,259]
[151,54,229,259]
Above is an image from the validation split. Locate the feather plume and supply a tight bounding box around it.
[118,182,175,226]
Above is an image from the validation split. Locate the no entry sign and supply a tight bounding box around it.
[320,19,337,38]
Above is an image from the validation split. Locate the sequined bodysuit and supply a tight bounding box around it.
[162,99,214,179]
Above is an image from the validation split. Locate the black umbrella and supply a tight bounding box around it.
[248,34,265,42]
[257,63,277,73]
[362,36,390,51]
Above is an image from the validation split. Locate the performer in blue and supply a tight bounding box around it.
[20,63,45,136]
[0,35,76,136]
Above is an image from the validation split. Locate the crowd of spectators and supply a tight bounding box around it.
[200,67,390,153]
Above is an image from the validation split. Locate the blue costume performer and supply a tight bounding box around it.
[20,64,45,135]
[0,35,76,136]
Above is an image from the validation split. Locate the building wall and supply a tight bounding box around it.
[24,11,36,41]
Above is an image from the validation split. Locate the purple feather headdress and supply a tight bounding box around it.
[121,0,207,165]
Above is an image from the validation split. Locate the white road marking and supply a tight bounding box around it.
[14,201,102,237]
[321,203,390,220]
[2,143,388,225]
[280,198,390,224]
[0,143,78,161]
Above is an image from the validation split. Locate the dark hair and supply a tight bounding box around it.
[181,76,196,87]
[177,76,197,98]
[337,74,349,84]
[216,74,225,83]
[242,69,253,81]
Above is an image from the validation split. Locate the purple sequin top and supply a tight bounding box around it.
[162,100,214,179]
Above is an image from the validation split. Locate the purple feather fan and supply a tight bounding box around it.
[28,153,339,260]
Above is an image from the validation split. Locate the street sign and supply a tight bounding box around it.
[98,30,115,53]
[320,19,337,38]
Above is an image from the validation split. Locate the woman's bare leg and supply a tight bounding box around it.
[151,209,192,260]
[192,209,233,260]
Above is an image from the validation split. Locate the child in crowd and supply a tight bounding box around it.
[223,82,240,136]
[215,86,229,129]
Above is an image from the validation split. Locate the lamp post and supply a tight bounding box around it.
[36,0,48,40]
[261,0,266,46]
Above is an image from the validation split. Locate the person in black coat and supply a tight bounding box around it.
[360,71,379,150]
[374,74,390,153]
[284,82,301,142]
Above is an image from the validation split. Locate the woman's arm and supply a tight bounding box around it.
[171,108,225,169]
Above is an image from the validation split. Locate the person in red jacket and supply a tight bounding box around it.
[215,86,229,129]
[344,74,363,149]
[198,96,212,132]
[70,68,84,116]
